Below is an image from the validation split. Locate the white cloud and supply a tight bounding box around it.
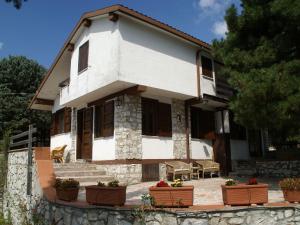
[0,42,3,50]
[212,21,228,37]
[198,0,218,9]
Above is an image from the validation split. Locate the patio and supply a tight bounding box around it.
[78,177,285,206]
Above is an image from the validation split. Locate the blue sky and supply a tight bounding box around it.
[0,0,240,68]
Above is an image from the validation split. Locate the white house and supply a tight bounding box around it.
[30,5,254,181]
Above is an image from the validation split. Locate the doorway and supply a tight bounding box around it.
[77,107,93,160]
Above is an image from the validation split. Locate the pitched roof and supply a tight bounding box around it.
[30,4,211,108]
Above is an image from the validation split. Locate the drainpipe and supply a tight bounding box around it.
[185,49,203,163]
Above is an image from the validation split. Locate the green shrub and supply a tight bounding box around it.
[54,178,79,189]
[107,180,119,187]
[97,181,106,187]
[225,179,237,186]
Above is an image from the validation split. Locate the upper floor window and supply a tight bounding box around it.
[142,98,172,137]
[94,101,114,138]
[50,108,71,136]
[201,56,213,78]
[78,41,89,73]
[191,107,215,139]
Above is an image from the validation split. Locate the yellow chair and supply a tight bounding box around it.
[51,145,67,163]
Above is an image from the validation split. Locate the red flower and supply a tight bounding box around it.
[156,180,169,187]
[248,178,258,185]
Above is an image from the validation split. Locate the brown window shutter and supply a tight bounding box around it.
[142,98,158,136]
[102,101,114,137]
[158,103,172,137]
[64,108,72,133]
[50,114,56,136]
[201,56,213,77]
[94,104,103,138]
[78,41,89,73]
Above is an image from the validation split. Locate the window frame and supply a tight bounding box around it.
[190,107,215,140]
[201,55,213,78]
[94,100,114,138]
[78,41,89,74]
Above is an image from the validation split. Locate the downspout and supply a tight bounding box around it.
[185,50,202,163]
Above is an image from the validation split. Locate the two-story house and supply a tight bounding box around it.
[30,5,251,181]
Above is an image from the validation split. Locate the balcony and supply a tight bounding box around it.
[215,76,233,99]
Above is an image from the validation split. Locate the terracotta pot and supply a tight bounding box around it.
[149,186,194,207]
[85,186,127,206]
[56,187,79,202]
[282,190,300,203]
[222,183,268,206]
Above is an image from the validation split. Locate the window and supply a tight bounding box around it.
[94,101,114,138]
[142,98,172,137]
[201,56,213,78]
[191,107,215,139]
[229,111,247,140]
[78,41,89,73]
[50,108,71,136]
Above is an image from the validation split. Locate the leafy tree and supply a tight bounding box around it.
[213,0,300,142]
[5,0,26,9]
[0,56,50,138]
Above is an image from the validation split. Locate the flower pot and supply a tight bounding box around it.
[85,185,127,206]
[56,187,79,202]
[282,190,300,203]
[221,183,268,206]
[149,186,194,207]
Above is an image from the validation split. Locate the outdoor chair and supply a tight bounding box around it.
[165,161,192,181]
[194,160,220,178]
[51,145,67,163]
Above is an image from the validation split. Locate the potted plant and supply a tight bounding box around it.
[149,179,194,207]
[54,178,79,202]
[279,178,300,203]
[85,180,127,206]
[221,178,268,206]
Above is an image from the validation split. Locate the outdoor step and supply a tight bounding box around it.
[56,175,115,183]
[53,163,98,171]
[55,170,106,177]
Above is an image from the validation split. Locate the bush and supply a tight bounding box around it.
[97,181,106,187]
[54,178,79,189]
[171,179,183,187]
[225,179,237,186]
[279,178,300,191]
[107,180,119,187]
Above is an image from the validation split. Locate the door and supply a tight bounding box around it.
[213,133,231,175]
[77,107,93,160]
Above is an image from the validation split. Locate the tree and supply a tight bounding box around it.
[0,56,51,138]
[5,0,26,9]
[213,0,300,142]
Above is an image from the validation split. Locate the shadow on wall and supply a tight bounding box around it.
[203,145,210,158]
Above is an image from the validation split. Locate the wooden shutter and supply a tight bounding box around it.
[50,114,56,136]
[102,101,114,137]
[191,107,200,138]
[142,98,158,136]
[64,108,72,133]
[199,110,215,139]
[94,105,103,138]
[78,41,89,73]
[201,56,213,77]
[158,103,172,137]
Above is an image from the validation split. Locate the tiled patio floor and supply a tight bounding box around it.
[79,177,285,206]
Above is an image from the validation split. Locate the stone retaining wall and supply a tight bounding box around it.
[256,160,300,178]
[37,200,300,225]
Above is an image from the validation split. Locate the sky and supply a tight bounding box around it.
[0,0,240,68]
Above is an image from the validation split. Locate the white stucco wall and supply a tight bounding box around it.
[62,17,120,105]
[230,139,250,160]
[93,137,116,160]
[142,136,173,159]
[118,17,199,97]
[50,133,72,153]
[191,139,214,159]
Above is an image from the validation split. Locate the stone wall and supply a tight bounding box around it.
[68,107,77,162]
[36,200,300,225]
[4,149,42,225]
[172,99,187,159]
[256,160,300,178]
[115,95,142,160]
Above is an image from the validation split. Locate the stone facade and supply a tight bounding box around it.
[96,164,142,184]
[256,160,300,178]
[172,99,187,159]
[115,95,142,160]
[36,200,300,225]
[68,107,77,162]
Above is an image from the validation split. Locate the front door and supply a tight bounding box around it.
[213,133,231,175]
[77,107,93,160]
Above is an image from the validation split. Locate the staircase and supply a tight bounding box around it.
[229,160,257,177]
[54,163,115,187]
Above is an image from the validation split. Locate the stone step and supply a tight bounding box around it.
[55,170,106,177]
[229,169,257,177]
[53,163,98,171]
[56,175,115,184]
